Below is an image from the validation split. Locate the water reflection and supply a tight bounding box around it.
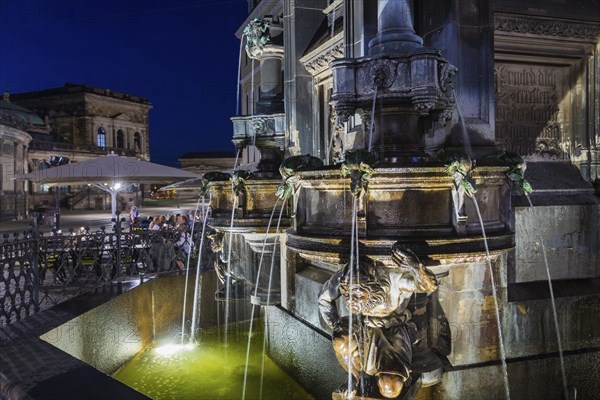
[114,325,313,400]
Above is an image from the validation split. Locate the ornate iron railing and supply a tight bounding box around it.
[0,225,205,325]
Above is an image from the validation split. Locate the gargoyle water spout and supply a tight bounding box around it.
[276,155,323,200]
[436,149,476,235]
[340,150,378,199]
[232,170,253,196]
[199,171,232,197]
[482,150,533,194]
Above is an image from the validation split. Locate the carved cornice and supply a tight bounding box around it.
[83,93,153,110]
[300,32,344,77]
[495,14,600,40]
[323,0,343,16]
[231,113,285,140]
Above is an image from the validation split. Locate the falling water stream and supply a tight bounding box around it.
[190,197,210,341]
[224,195,239,347]
[259,201,287,399]
[452,89,473,158]
[526,195,569,399]
[471,198,511,400]
[237,34,246,116]
[347,197,358,396]
[224,149,243,345]
[251,59,257,163]
[180,195,205,343]
[368,86,378,152]
[242,199,282,400]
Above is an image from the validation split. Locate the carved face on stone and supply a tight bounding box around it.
[341,279,389,314]
[207,232,224,253]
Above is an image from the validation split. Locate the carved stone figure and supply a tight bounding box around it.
[207,231,248,300]
[244,17,271,59]
[329,106,345,164]
[318,246,439,399]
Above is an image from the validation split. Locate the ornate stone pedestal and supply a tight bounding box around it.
[208,178,289,306]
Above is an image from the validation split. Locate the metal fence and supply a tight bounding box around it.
[0,223,205,326]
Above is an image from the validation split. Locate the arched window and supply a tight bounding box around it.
[116,129,124,148]
[97,127,106,148]
[133,132,142,150]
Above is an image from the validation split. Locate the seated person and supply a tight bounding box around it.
[149,216,162,231]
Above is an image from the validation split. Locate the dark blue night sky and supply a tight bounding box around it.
[0,0,248,166]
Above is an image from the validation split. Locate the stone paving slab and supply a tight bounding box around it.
[0,281,151,400]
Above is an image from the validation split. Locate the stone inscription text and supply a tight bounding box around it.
[495,64,562,156]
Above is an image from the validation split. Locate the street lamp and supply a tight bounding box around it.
[48,155,70,230]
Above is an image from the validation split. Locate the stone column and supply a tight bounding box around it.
[417,0,495,148]
[283,0,328,156]
[256,45,284,114]
[368,0,423,56]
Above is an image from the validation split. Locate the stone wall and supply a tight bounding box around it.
[265,306,345,400]
[39,273,224,375]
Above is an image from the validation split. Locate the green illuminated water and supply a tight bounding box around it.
[113,326,313,400]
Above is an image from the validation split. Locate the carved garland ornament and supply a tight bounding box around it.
[303,42,344,76]
[413,100,436,115]
[495,15,600,39]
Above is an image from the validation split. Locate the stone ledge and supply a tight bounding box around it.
[0,276,177,400]
[508,278,600,302]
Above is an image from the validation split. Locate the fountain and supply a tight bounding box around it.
[181,0,600,398]
[2,2,599,400]
[228,1,600,399]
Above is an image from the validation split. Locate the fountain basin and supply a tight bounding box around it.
[293,166,512,238]
[209,178,289,220]
[1,273,305,400]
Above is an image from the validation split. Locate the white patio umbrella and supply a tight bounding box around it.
[159,177,205,191]
[17,153,199,217]
[157,162,259,192]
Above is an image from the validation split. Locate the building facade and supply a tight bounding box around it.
[0,92,44,220]
[178,151,237,175]
[0,83,153,219]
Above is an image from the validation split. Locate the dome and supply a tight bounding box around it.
[0,93,45,126]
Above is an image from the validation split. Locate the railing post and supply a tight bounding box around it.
[114,210,122,280]
[31,220,40,312]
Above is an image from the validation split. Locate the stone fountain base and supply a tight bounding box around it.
[208,177,290,306]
